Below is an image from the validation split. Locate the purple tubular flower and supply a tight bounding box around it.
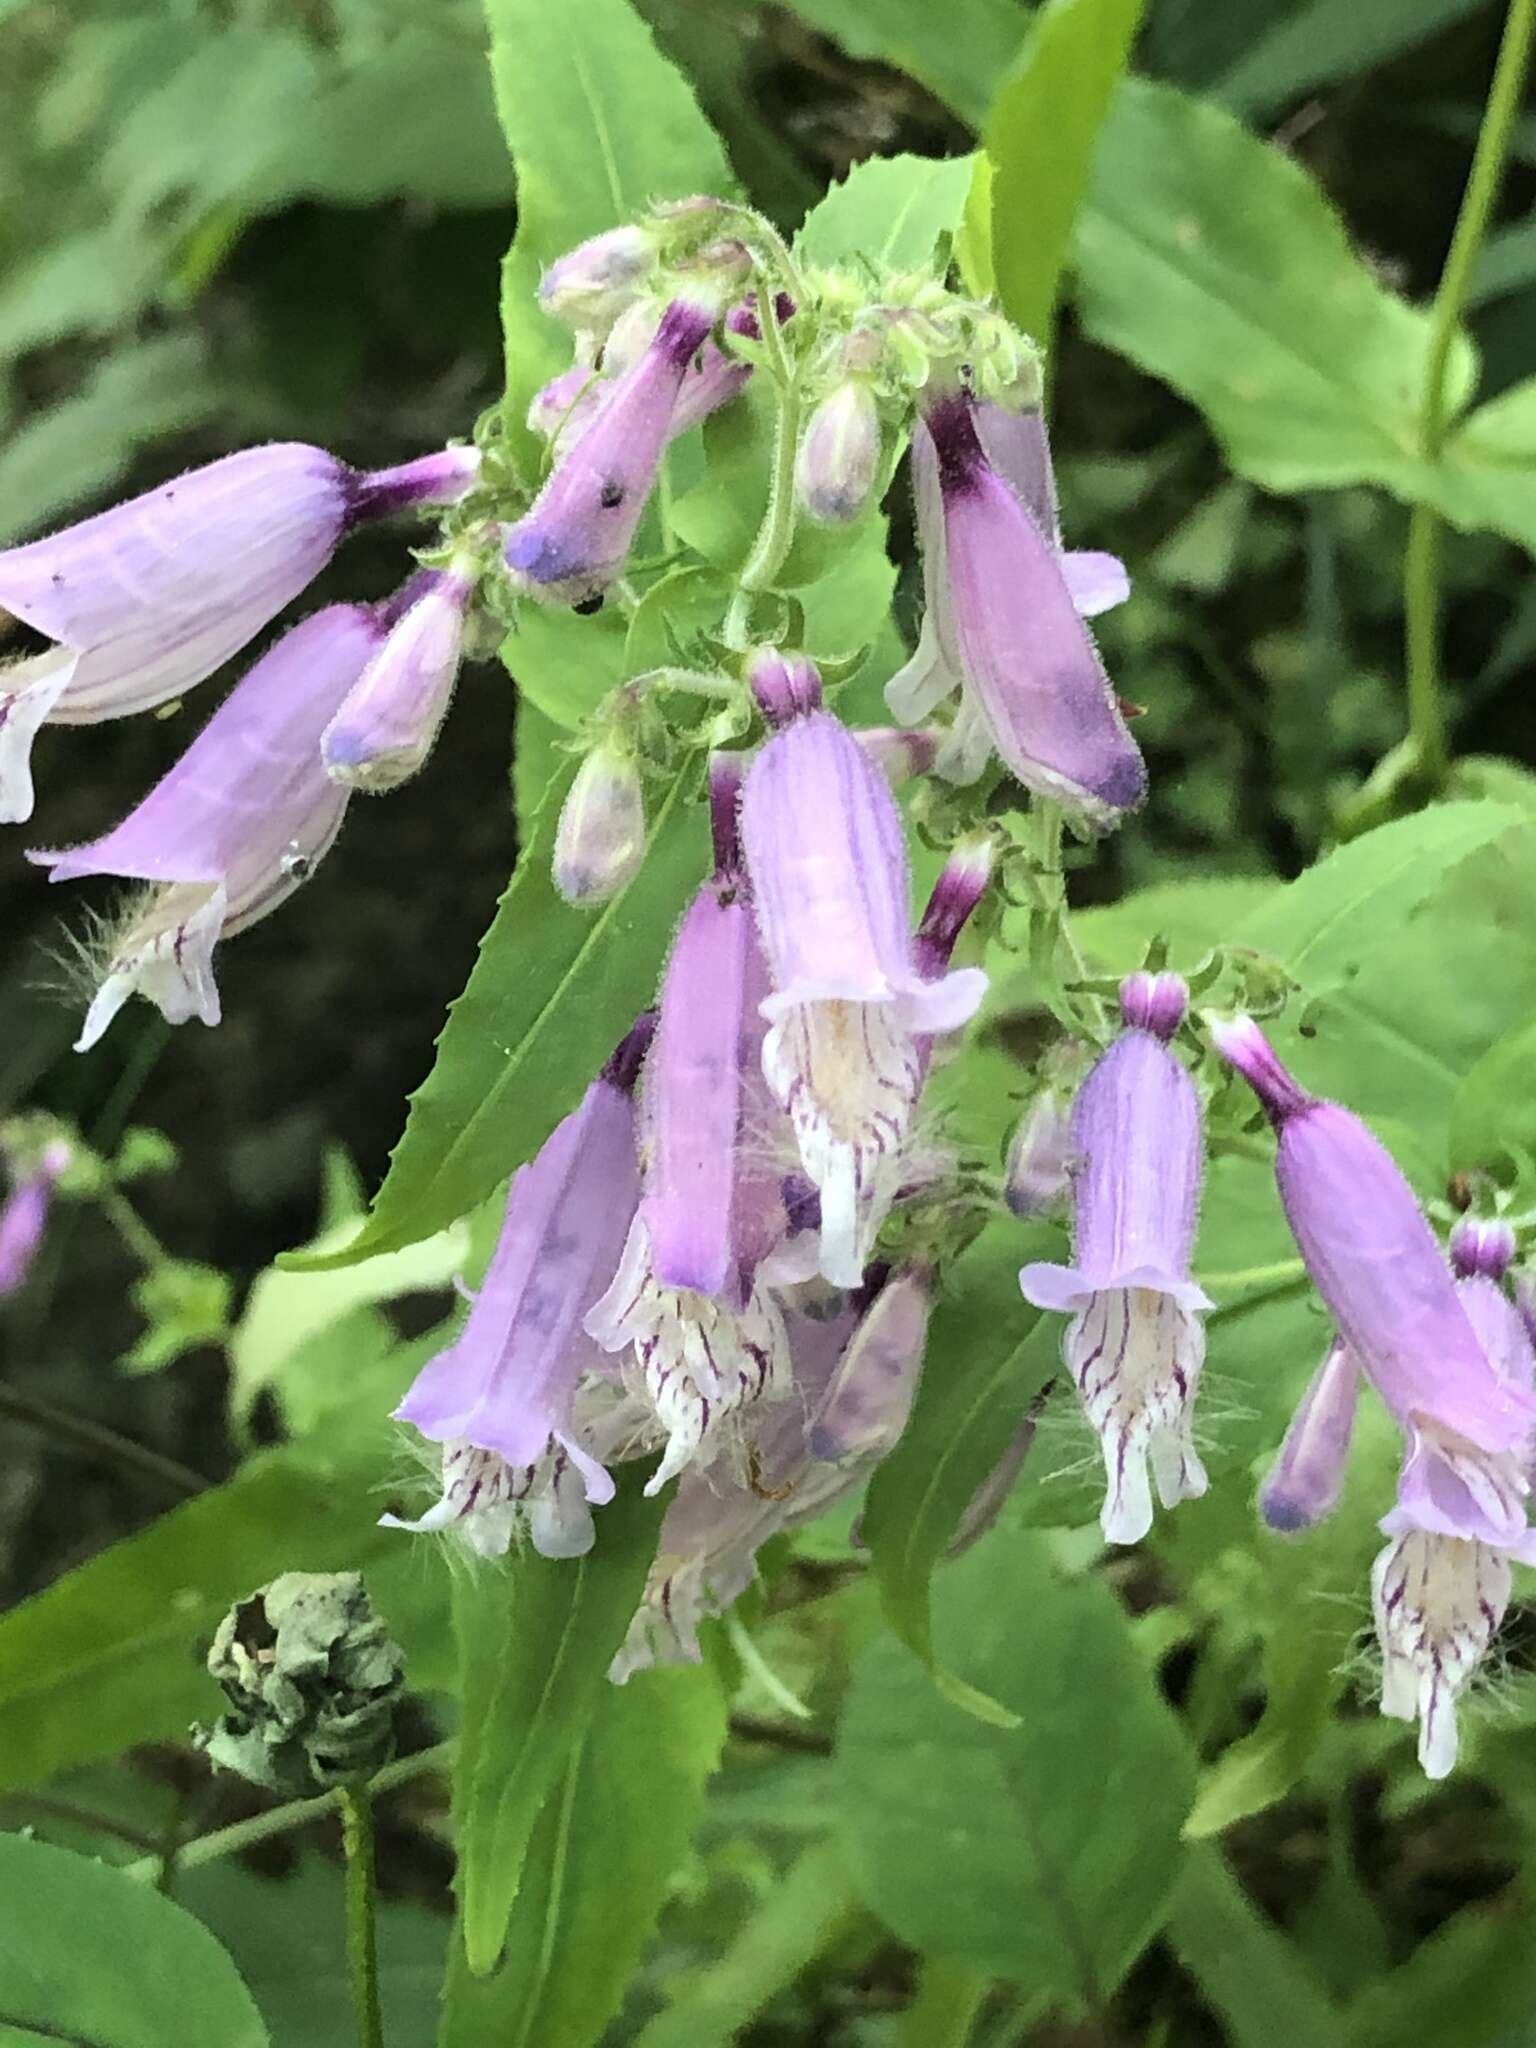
[504,299,715,606]
[383,1053,644,1558]
[885,399,1142,826]
[856,726,939,787]
[1020,973,1210,1544]
[0,1140,70,1298]
[808,1266,929,1461]
[321,567,473,792]
[0,444,479,822]
[741,696,987,1286]
[32,605,386,1050]
[1211,1016,1536,1464]
[1259,1335,1360,1533]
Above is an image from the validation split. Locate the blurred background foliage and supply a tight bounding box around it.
[4,0,1536,2043]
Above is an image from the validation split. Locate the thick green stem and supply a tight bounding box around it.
[1403,0,1536,787]
[99,1184,168,1268]
[340,1783,385,2048]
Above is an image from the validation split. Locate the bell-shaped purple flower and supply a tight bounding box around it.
[587,761,795,1490]
[740,671,986,1286]
[612,1273,928,1679]
[0,443,480,822]
[1259,1335,1360,1533]
[32,605,387,1050]
[0,1136,71,1298]
[504,299,715,607]
[321,566,474,791]
[1211,1016,1536,1471]
[886,394,1142,826]
[384,1024,649,1558]
[1021,972,1210,1544]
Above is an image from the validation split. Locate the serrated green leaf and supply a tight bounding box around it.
[441,1662,726,2045]
[452,1474,669,1974]
[984,0,1145,345]
[861,1223,1058,1725]
[795,152,976,275]
[838,1522,1195,1996]
[486,0,733,449]
[283,759,706,1271]
[1074,79,1472,499]
[0,1835,268,2048]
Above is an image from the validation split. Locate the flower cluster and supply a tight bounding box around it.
[8,198,1525,1777]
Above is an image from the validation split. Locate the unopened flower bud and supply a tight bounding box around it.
[539,225,654,333]
[553,738,646,905]
[1450,1215,1518,1283]
[197,1571,404,1794]
[1005,1040,1090,1220]
[321,568,473,792]
[745,647,822,727]
[797,380,881,526]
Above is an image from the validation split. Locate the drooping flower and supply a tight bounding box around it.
[586,758,793,1489]
[321,565,475,792]
[504,299,716,607]
[1020,972,1210,1544]
[0,1135,71,1298]
[31,605,388,1050]
[383,1021,650,1559]
[886,393,1142,826]
[612,1270,929,1679]
[740,658,987,1286]
[797,379,881,526]
[1211,1016,1536,1481]
[552,735,647,906]
[0,443,480,822]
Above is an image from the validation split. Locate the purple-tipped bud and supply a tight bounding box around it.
[32,605,386,1050]
[1021,1009,1211,1544]
[1450,1216,1518,1283]
[321,568,472,792]
[746,648,823,727]
[796,379,881,526]
[538,224,654,334]
[1213,1016,1536,1466]
[553,738,646,906]
[1120,971,1187,1042]
[385,1066,641,1558]
[913,834,994,983]
[1259,1335,1360,1533]
[504,299,714,606]
[1005,1040,1091,1220]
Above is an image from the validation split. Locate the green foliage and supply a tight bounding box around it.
[450,1475,671,1975]
[983,0,1145,345]
[0,1834,269,2047]
[441,1664,727,2045]
[839,1523,1196,1999]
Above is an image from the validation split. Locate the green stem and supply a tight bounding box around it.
[121,1741,455,1884]
[1404,0,1536,786]
[340,1783,385,2048]
[0,1381,205,1499]
[723,302,802,651]
[99,1184,168,1268]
